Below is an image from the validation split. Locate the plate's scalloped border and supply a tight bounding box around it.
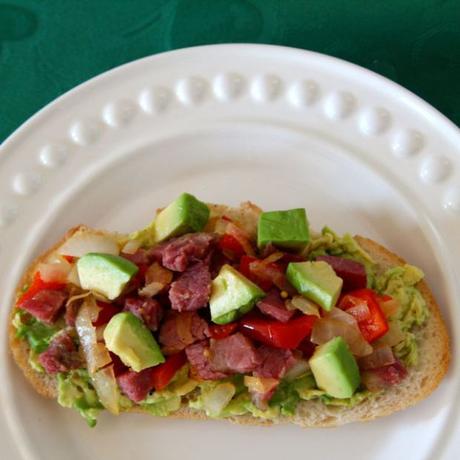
[0,45,459,230]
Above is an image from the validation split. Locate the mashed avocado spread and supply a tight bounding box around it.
[375,264,428,366]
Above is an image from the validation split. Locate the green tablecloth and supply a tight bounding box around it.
[1,0,459,142]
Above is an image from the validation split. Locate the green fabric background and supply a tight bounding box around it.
[1,0,459,143]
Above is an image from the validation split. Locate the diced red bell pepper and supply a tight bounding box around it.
[339,288,389,343]
[208,322,239,340]
[239,255,256,278]
[150,351,187,391]
[62,255,76,263]
[218,234,246,259]
[239,256,274,291]
[18,272,66,307]
[240,314,317,349]
[93,301,121,327]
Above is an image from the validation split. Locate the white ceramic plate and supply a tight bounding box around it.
[0,45,459,460]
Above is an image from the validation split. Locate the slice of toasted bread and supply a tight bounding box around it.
[8,204,450,427]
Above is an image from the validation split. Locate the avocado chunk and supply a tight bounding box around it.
[286,261,342,312]
[309,336,360,398]
[210,264,265,324]
[103,312,165,372]
[257,208,310,249]
[131,193,210,246]
[77,253,138,300]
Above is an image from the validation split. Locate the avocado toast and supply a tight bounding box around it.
[9,194,450,427]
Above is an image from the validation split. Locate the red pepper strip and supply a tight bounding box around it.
[18,272,66,306]
[208,322,239,340]
[62,255,76,263]
[339,288,389,343]
[240,314,317,349]
[150,351,187,391]
[239,255,256,278]
[218,234,246,259]
[239,256,273,291]
[93,301,121,327]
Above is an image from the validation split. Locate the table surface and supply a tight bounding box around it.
[1,0,459,143]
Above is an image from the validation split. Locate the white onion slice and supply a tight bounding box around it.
[145,262,173,286]
[39,260,72,283]
[213,217,230,235]
[92,364,120,415]
[67,264,81,287]
[244,376,278,393]
[378,296,400,318]
[75,295,120,414]
[286,296,321,317]
[139,263,173,298]
[327,307,358,326]
[139,282,164,298]
[346,302,370,322]
[121,239,142,255]
[75,296,111,374]
[375,320,405,347]
[262,252,284,264]
[202,382,236,417]
[311,308,373,357]
[59,232,119,257]
[361,370,386,392]
[359,345,395,370]
[91,291,111,303]
[65,291,92,312]
[283,359,310,381]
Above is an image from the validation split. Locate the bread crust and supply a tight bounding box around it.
[8,207,450,427]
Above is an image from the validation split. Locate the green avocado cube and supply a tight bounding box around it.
[154,192,210,243]
[286,261,342,312]
[210,265,265,324]
[77,253,138,300]
[309,336,360,398]
[257,208,310,249]
[131,193,210,246]
[103,312,165,372]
